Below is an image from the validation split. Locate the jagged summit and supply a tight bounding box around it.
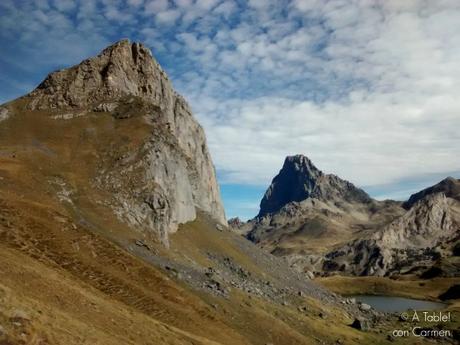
[258,155,323,217]
[26,39,173,111]
[257,154,371,217]
[285,154,322,176]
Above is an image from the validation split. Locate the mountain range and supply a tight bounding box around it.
[234,155,460,279]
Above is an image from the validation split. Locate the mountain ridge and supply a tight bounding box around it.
[403,176,460,209]
[242,154,459,278]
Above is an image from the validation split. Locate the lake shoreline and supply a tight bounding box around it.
[348,294,447,313]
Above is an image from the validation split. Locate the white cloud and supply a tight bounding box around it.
[199,91,460,188]
[144,0,169,14]
[213,1,236,19]
[174,0,192,8]
[52,0,76,12]
[127,0,144,7]
[105,5,134,22]
[196,0,218,11]
[156,9,181,24]
[34,0,50,10]
[248,0,268,8]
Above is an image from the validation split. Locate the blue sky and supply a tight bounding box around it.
[1,0,460,220]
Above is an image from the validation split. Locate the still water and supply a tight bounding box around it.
[350,295,446,313]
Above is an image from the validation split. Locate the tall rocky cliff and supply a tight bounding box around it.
[17,39,226,245]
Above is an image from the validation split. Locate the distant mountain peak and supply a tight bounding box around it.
[403,176,460,209]
[257,154,371,217]
[26,39,170,111]
[257,155,322,217]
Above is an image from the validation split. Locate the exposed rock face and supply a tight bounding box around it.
[24,39,226,245]
[351,317,371,331]
[258,155,372,217]
[380,192,456,249]
[228,217,253,236]
[27,40,168,111]
[228,217,244,228]
[326,192,459,276]
[0,107,9,122]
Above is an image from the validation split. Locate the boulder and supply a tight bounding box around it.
[359,303,372,311]
[439,284,460,300]
[351,317,371,331]
[0,107,9,122]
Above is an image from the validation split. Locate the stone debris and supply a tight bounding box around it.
[50,111,85,120]
[93,102,118,112]
[0,107,9,122]
[134,239,151,251]
[351,317,371,331]
[359,303,372,311]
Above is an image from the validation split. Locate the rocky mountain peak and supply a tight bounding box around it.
[13,40,227,246]
[258,155,323,217]
[257,154,371,217]
[26,39,171,111]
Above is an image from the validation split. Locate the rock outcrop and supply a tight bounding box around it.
[326,192,459,276]
[23,39,226,245]
[0,107,9,122]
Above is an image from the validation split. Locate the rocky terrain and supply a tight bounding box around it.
[326,189,459,277]
[0,40,427,345]
[242,155,460,279]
